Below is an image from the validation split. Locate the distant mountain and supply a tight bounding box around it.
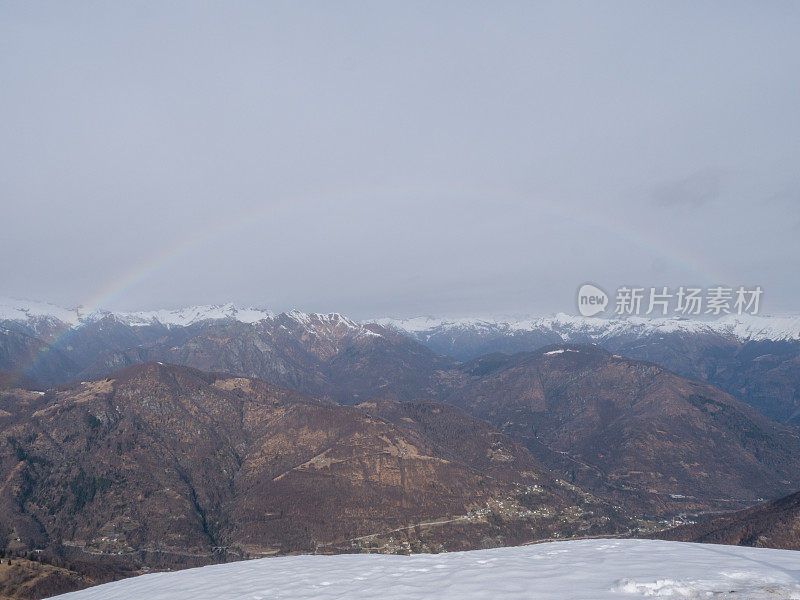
[74,313,452,405]
[440,344,800,516]
[0,300,452,405]
[656,489,800,550]
[4,299,800,519]
[0,363,628,574]
[5,300,800,425]
[0,298,274,328]
[374,313,800,358]
[374,313,800,426]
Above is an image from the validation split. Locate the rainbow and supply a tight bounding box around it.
[22,185,724,382]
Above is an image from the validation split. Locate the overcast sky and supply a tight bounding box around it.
[2,1,799,318]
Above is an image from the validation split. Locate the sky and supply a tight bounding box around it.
[2,1,799,319]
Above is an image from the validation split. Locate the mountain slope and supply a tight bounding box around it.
[376,314,800,426]
[656,490,800,550]
[0,363,627,573]
[0,555,96,600]
[0,301,452,405]
[440,345,800,515]
[77,314,452,405]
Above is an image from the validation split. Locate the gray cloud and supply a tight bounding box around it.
[652,169,724,207]
[1,2,800,317]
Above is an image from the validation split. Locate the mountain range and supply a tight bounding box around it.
[3,299,800,426]
[377,313,800,427]
[2,299,800,515]
[2,298,800,598]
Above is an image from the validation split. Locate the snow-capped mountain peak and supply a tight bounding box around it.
[373,312,800,342]
[285,309,381,338]
[0,298,278,329]
[3,298,799,342]
[0,298,382,338]
[115,303,275,327]
[0,297,82,326]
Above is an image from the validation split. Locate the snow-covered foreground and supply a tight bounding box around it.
[50,539,800,600]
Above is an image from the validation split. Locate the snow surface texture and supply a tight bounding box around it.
[49,539,800,600]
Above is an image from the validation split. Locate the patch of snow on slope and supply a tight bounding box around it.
[48,539,800,600]
[286,310,381,337]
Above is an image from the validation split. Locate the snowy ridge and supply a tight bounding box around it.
[49,539,800,600]
[2,298,799,341]
[374,312,800,342]
[0,298,379,337]
[0,298,81,326]
[0,298,271,328]
[285,309,381,337]
[116,303,275,327]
